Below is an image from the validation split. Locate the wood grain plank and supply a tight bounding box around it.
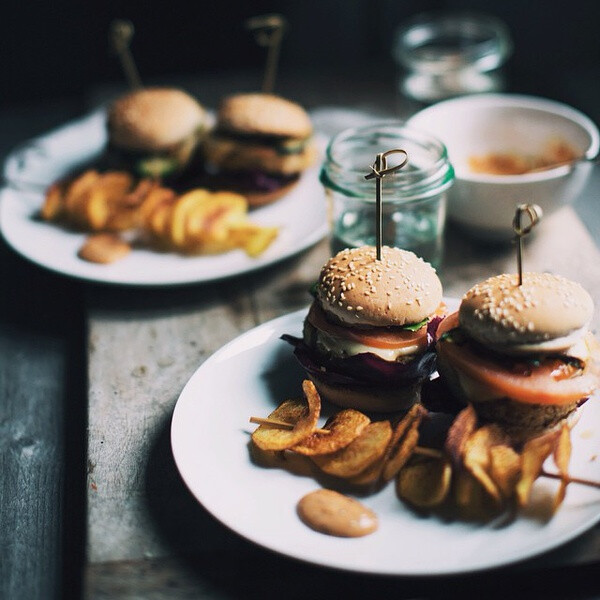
[0,241,86,600]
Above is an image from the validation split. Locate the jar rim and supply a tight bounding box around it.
[393,11,512,72]
[323,121,454,201]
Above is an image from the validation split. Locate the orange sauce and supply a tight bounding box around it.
[469,140,579,175]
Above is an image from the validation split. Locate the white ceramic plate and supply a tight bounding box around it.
[0,110,328,286]
[171,304,600,576]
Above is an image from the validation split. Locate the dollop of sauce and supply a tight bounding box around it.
[297,489,378,537]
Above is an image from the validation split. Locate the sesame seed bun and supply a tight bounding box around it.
[108,88,207,152]
[459,272,594,349]
[316,246,442,327]
[217,93,313,139]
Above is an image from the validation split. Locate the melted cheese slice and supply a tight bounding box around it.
[314,329,421,361]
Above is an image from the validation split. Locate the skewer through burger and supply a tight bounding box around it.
[283,246,445,413]
[436,272,600,442]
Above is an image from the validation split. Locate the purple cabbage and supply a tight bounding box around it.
[225,170,298,192]
[281,334,438,389]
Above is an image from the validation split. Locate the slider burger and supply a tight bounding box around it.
[437,273,600,442]
[203,93,317,207]
[107,87,209,179]
[283,246,445,413]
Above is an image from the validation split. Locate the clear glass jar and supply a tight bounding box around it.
[393,12,512,103]
[320,123,454,268]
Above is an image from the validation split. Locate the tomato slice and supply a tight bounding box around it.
[307,303,428,351]
[437,313,598,406]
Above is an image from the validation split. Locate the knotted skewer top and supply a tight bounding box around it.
[512,203,543,285]
[109,19,143,90]
[245,14,288,94]
[364,149,409,260]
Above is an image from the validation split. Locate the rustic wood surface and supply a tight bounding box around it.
[1,74,600,599]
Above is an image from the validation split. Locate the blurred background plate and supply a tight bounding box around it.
[0,112,328,286]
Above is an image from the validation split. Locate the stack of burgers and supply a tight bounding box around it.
[286,246,599,444]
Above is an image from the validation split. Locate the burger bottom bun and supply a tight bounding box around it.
[437,357,579,444]
[243,178,300,207]
[307,372,422,414]
[203,136,317,175]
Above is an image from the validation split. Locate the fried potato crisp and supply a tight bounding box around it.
[292,409,370,456]
[42,170,279,259]
[382,405,426,482]
[553,424,572,512]
[251,381,321,451]
[516,431,558,508]
[444,405,477,467]
[396,455,452,509]
[312,421,392,478]
[453,469,500,521]
[489,444,521,500]
[463,424,509,503]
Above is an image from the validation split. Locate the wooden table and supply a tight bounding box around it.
[2,72,600,599]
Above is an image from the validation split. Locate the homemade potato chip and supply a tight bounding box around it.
[396,455,452,509]
[347,457,386,486]
[251,381,321,451]
[42,170,278,259]
[444,405,477,466]
[463,424,508,503]
[40,182,64,221]
[516,431,558,508]
[489,444,521,500]
[382,405,425,481]
[552,424,572,512]
[312,421,392,478]
[292,409,370,456]
[454,468,505,521]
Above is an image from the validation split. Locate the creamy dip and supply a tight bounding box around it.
[297,489,378,537]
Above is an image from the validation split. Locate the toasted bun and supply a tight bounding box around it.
[307,372,421,413]
[108,88,207,152]
[316,246,442,327]
[460,272,594,348]
[243,179,300,207]
[217,94,312,139]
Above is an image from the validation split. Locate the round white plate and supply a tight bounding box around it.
[171,305,600,576]
[0,110,328,286]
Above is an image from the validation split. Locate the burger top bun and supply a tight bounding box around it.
[217,93,312,139]
[108,88,207,152]
[459,272,594,348]
[316,246,442,327]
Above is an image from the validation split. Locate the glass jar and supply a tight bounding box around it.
[393,12,512,103]
[320,123,454,269]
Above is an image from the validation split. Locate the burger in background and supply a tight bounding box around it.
[106,87,209,179]
[283,246,445,413]
[436,272,600,442]
[203,93,317,207]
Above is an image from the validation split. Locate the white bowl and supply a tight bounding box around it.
[407,94,599,240]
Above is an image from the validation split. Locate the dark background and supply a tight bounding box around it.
[2,0,600,121]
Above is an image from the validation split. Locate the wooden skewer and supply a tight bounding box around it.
[541,469,600,489]
[249,416,330,434]
[413,446,444,459]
